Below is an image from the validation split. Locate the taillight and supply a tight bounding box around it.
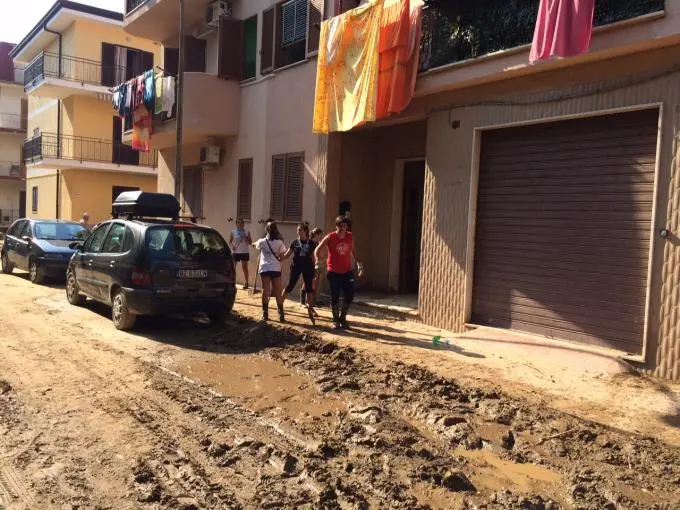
[131,266,152,287]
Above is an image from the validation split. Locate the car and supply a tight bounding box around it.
[65,191,237,330]
[1,219,88,283]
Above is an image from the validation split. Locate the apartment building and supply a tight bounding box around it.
[10,1,161,224]
[0,42,27,229]
[122,0,329,280]
[319,0,680,380]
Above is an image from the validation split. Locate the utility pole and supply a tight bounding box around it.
[173,0,185,201]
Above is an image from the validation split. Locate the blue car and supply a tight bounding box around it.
[1,219,89,284]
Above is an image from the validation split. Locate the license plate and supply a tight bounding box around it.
[177,269,208,279]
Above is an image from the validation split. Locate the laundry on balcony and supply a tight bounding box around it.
[530,0,596,64]
[313,0,423,134]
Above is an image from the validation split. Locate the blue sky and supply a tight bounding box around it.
[1,0,123,44]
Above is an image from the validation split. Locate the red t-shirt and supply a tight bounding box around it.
[326,231,353,274]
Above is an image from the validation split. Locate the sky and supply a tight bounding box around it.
[0,0,124,44]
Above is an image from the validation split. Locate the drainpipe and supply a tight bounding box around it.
[43,22,62,77]
[56,170,60,219]
[44,22,62,160]
[174,0,185,202]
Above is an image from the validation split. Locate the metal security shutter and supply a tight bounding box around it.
[471,109,659,354]
[237,159,253,220]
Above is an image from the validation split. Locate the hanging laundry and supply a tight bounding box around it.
[529,0,596,64]
[313,0,384,134]
[161,75,176,117]
[143,70,155,112]
[154,72,164,116]
[132,104,152,153]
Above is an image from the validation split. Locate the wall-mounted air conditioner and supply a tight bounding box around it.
[200,146,221,166]
[206,1,232,28]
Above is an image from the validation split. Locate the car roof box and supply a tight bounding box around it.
[112,191,180,220]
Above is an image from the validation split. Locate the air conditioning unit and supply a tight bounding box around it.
[206,1,231,28]
[200,146,221,166]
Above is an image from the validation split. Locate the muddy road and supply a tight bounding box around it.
[0,273,679,509]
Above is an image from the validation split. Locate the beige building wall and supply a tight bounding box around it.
[0,180,24,217]
[0,132,22,163]
[26,173,58,220]
[71,19,162,65]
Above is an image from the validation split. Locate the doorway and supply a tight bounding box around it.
[399,160,425,293]
[112,117,140,166]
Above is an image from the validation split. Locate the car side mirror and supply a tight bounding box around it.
[22,236,31,243]
[69,242,83,251]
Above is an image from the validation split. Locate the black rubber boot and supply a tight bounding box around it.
[262,303,269,321]
[331,305,342,330]
[340,303,351,329]
[278,305,286,323]
[300,289,306,306]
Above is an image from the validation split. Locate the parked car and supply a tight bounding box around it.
[65,191,237,330]
[1,219,88,283]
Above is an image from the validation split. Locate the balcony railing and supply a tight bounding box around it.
[24,52,127,90]
[419,0,666,72]
[23,133,157,168]
[0,113,27,131]
[0,210,21,227]
[0,161,22,179]
[125,0,149,15]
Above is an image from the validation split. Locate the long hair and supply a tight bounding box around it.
[266,221,281,240]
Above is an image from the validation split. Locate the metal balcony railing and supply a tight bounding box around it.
[0,161,22,179]
[23,133,158,168]
[24,52,127,90]
[126,0,149,15]
[419,0,666,72]
[0,209,21,227]
[0,113,26,131]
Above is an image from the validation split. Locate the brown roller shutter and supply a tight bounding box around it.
[307,0,323,55]
[284,153,304,220]
[471,109,659,355]
[261,7,275,75]
[271,155,286,220]
[218,16,243,80]
[101,42,116,86]
[237,159,253,220]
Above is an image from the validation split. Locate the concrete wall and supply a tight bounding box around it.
[0,180,24,218]
[0,85,22,117]
[26,172,58,220]
[0,132,22,163]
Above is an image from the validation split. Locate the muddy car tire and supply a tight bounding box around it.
[66,271,86,306]
[112,289,137,331]
[1,252,13,274]
[29,260,45,284]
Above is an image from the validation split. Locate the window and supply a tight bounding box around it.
[31,186,38,212]
[282,0,307,46]
[243,16,258,80]
[20,222,33,239]
[121,227,135,253]
[146,226,228,260]
[101,223,127,253]
[101,43,154,87]
[9,220,25,238]
[84,224,110,253]
[237,159,253,220]
[183,167,204,218]
[270,153,304,221]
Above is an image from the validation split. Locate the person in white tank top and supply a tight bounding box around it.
[229,218,252,289]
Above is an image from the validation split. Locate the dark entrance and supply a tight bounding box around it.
[112,117,140,166]
[19,190,26,218]
[400,160,425,293]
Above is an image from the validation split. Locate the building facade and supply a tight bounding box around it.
[320,0,680,380]
[11,1,161,224]
[123,0,330,284]
[0,42,27,230]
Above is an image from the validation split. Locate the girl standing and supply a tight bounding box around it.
[281,223,318,324]
[252,221,287,322]
[229,218,252,289]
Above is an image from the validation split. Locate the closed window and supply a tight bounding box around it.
[282,0,307,46]
[31,186,38,212]
[237,159,253,220]
[183,167,204,219]
[101,223,126,253]
[243,16,257,80]
[9,221,25,238]
[85,225,110,254]
[122,227,135,252]
[270,153,304,221]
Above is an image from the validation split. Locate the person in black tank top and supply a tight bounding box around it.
[281,222,318,324]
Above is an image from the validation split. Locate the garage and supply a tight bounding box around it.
[471,108,659,354]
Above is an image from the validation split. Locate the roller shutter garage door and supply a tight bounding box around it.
[471,109,659,354]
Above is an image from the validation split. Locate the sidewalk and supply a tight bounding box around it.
[233,289,680,446]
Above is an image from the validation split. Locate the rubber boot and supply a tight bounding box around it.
[300,288,306,306]
[262,303,269,321]
[278,304,286,323]
[340,303,351,329]
[331,305,342,330]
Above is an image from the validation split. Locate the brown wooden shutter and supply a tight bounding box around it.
[284,153,304,220]
[101,42,116,86]
[163,47,179,76]
[274,3,286,70]
[218,16,244,80]
[307,0,323,55]
[270,155,286,220]
[237,159,253,220]
[261,7,275,75]
[184,36,207,73]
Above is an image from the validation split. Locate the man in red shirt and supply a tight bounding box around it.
[314,215,364,329]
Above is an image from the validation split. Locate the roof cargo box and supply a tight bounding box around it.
[112,191,181,219]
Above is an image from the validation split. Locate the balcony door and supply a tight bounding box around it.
[101,43,154,87]
[112,117,139,166]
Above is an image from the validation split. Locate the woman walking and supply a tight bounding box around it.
[252,221,287,322]
[229,218,252,289]
[281,222,318,325]
[314,216,363,330]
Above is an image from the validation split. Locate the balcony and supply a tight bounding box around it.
[124,72,240,150]
[124,0,213,42]
[0,113,27,134]
[23,52,122,99]
[23,133,157,175]
[0,161,23,180]
[419,0,666,72]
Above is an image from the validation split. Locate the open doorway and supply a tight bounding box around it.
[399,160,425,293]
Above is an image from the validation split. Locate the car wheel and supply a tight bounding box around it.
[1,252,13,274]
[66,271,86,306]
[208,308,230,326]
[29,259,45,284]
[112,289,136,331]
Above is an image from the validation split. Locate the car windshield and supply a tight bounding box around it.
[34,222,88,241]
[146,226,229,261]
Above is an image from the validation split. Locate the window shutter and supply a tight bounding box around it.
[261,7,275,75]
[270,155,285,220]
[282,1,296,46]
[218,17,244,80]
[284,153,304,221]
[243,16,258,80]
[294,0,308,41]
[237,159,253,220]
[101,43,116,86]
[184,36,207,73]
[164,47,179,76]
[274,3,286,69]
[307,0,323,55]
